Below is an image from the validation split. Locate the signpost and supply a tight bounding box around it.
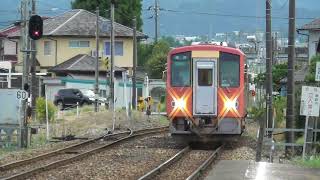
[315,62,320,82]
[16,90,28,100]
[315,62,320,144]
[300,86,320,159]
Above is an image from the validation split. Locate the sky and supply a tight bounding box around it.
[1,0,320,36]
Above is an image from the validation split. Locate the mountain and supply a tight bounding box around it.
[142,0,320,37]
[1,0,319,37]
[0,0,72,27]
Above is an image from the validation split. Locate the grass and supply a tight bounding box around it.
[294,156,320,168]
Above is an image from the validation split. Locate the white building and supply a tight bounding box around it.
[298,18,320,61]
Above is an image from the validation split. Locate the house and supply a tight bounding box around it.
[0,23,19,63]
[298,18,320,61]
[0,9,149,108]
[44,54,147,108]
[2,9,147,73]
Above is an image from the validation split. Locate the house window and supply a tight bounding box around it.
[105,41,124,56]
[69,40,90,48]
[44,41,52,55]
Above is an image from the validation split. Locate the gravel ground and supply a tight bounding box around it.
[31,133,184,180]
[218,120,258,161]
[154,150,212,180]
[0,110,168,166]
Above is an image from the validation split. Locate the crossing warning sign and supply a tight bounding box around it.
[300,86,320,117]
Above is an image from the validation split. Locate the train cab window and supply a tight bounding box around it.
[219,52,240,87]
[198,69,213,86]
[171,52,191,87]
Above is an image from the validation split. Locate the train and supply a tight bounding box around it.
[166,44,247,141]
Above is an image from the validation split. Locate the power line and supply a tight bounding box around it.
[159,8,316,20]
[276,0,289,10]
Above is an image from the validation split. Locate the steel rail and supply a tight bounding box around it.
[0,130,130,172]
[1,126,168,180]
[186,145,223,180]
[138,146,190,180]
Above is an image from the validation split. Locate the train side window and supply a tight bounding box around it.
[219,52,240,87]
[171,52,191,87]
[198,69,213,86]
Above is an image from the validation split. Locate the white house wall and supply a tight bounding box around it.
[309,31,320,60]
[4,39,16,55]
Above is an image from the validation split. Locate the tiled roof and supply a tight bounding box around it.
[299,18,320,30]
[48,54,125,73]
[7,9,147,38]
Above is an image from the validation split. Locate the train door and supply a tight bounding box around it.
[193,59,217,115]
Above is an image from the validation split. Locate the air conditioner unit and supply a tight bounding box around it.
[91,50,103,58]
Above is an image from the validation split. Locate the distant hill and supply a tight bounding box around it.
[0,0,72,28]
[1,0,319,37]
[142,0,320,37]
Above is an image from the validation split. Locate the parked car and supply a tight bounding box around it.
[54,88,92,109]
[81,89,108,106]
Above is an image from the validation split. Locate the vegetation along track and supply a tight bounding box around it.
[0,126,168,180]
[138,144,223,180]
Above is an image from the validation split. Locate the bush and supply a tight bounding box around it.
[36,97,56,123]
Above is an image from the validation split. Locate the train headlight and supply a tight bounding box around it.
[225,99,238,110]
[175,98,186,110]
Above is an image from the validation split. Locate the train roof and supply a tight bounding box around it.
[169,44,245,57]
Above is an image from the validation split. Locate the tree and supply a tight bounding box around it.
[305,54,320,83]
[254,63,288,90]
[138,43,153,66]
[161,36,182,47]
[146,40,171,78]
[71,0,143,31]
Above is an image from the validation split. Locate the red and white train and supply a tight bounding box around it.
[166,45,247,140]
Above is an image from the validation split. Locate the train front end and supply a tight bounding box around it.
[166,45,246,140]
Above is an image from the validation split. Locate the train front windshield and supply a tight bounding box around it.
[219,52,240,88]
[171,52,191,87]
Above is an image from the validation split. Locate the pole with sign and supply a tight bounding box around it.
[300,86,320,160]
[315,62,320,144]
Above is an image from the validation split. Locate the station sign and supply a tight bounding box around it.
[300,86,320,117]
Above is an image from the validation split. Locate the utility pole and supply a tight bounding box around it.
[286,0,296,155]
[266,0,273,137]
[30,0,37,121]
[132,17,137,109]
[257,0,273,161]
[154,0,159,42]
[20,0,28,148]
[110,2,115,109]
[94,7,99,112]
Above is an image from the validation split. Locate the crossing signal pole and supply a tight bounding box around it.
[20,0,29,148]
[30,0,41,122]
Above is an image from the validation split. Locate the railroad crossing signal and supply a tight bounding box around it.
[29,15,43,40]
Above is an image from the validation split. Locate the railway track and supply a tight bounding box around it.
[138,144,223,180]
[0,126,168,180]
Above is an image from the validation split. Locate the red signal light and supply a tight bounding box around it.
[251,90,256,97]
[29,15,43,40]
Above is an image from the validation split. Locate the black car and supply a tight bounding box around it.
[54,88,92,108]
